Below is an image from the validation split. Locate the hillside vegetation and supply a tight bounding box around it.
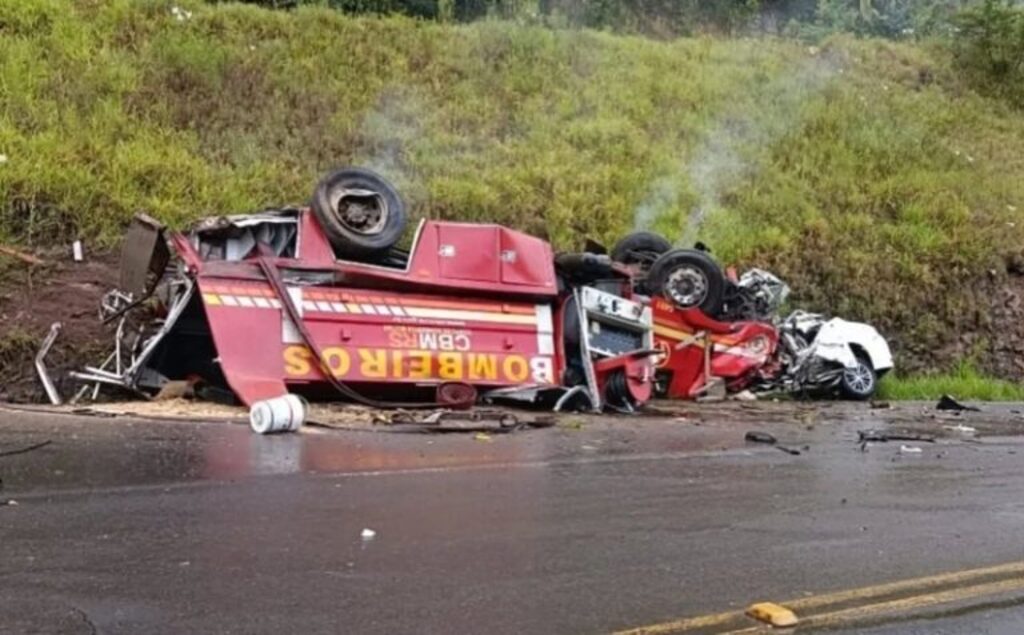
[2,0,1024,373]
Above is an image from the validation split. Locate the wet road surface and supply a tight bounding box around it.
[2,402,1024,633]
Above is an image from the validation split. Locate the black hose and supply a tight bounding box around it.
[256,257,458,410]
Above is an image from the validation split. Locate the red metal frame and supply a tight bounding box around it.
[650,297,779,399]
[170,210,653,408]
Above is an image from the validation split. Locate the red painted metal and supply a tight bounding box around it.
[651,297,779,399]
[175,209,651,408]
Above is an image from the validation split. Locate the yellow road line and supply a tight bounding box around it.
[615,559,1024,635]
[723,577,1024,633]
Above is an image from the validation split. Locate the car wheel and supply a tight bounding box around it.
[839,354,876,400]
[312,167,407,259]
[648,249,726,316]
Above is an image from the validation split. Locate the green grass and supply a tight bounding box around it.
[2,1,1024,376]
[879,362,1024,401]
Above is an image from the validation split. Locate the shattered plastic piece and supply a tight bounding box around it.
[360,528,376,540]
[936,395,981,412]
[746,602,799,627]
[900,445,923,454]
[945,424,977,434]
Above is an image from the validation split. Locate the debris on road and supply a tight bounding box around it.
[72,240,84,262]
[858,429,935,452]
[744,430,802,455]
[746,601,799,627]
[936,394,981,412]
[383,409,554,434]
[899,444,923,454]
[360,528,376,540]
[858,430,936,444]
[250,395,307,434]
[745,431,778,445]
[0,440,53,458]
[945,424,978,435]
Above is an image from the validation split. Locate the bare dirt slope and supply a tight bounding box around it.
[0,250,117,402]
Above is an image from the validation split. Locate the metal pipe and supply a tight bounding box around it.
[35,322,63,405]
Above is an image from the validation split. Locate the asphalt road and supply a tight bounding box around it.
[2,402,1024,634]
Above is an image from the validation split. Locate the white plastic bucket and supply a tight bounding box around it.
[249,394,307,434]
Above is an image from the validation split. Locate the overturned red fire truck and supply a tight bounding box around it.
[68,169,657,412]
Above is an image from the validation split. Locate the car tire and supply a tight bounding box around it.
[312,168,407,258]
[648,249,726,316]
[839,353,877,400]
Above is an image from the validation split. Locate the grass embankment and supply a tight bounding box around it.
[2,0,1024,388]
[879,363,1024,402]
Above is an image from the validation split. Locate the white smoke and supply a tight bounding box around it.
[634,49,844,245]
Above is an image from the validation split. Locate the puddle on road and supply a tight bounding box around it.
[3,402,1024,494]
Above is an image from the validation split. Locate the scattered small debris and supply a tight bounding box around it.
[858,430,935,452]
[858,430,935,444]
[900,444,923,455]
[473,432,492,442]
[732,390,758,402]
[745,431,801,455]
[0,440,53,458]
[360,528,376,540]
[746,602,799,627]
[936,394,981,412]
[561,417,585,430]
[72,240,84,262]
[944,424,977,435]
[154,380,195,401]
[745,431,777,445]
[0,244,45,266]
[4,500,19,507]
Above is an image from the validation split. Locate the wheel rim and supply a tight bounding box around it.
[664,265,709,308]
[329,187,389,236]
[844,361,874,394]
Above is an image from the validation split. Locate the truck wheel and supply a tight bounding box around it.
[611,232,672,270]
[611,232,672,293]
[312,168,407,258]
[839,353,876,400]
[648,249,725,316]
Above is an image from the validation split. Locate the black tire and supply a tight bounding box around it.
[611,232,671,293]
[611,232,672,268]
[839,353,877,400]
[648,249,726,316]
[312,168,407,258]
